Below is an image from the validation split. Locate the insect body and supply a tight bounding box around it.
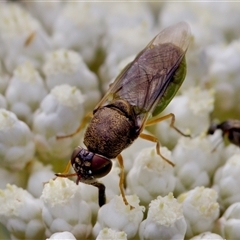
[208,119,240,147]
[56,22,191,207]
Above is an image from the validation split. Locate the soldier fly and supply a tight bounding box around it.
[55,22,192,207]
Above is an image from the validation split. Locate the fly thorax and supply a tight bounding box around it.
[84,104,138,159]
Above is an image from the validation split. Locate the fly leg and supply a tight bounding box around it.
[145,113,190,137]
[140,113,191,166]
[55,161,106,207]
[139,133,174,167]
[43,160,77,185]
[91,181,106,207]
[117,154,133,209]
[57,112,93,139]
[55,160,77,178]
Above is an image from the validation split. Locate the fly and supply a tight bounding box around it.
[55,22,191,207]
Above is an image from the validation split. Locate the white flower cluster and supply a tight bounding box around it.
[0,1,240,240]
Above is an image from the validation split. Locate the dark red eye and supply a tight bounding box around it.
[91,154,112,178]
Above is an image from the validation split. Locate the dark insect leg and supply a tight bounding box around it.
[56,112,93,139]
[139,132,174,167]
[91,181,106,207]
[145,112,191,137]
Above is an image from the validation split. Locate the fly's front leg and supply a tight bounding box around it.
[55,160,77,178]
[146,113,191,137]
[57,112,93,139]
[91,181,106,207]
[139,133,174,167]
[44,160,77,185]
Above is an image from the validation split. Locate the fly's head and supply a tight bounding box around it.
[71,147,113,184]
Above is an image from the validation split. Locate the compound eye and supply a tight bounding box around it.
[71,147,82,164]
[91,154,112,178]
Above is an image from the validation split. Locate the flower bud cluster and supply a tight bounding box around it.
[0,2,239,239]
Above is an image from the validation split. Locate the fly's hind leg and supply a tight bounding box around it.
[57,112,93,139]
[139,133,174,167]
[146,113,190,137]
[140,112,191,167]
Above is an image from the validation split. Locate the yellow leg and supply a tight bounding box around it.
[140,132,174,167]
[117,154,134,209]
[44,160,76,185]
[57,112,93,139]
[146,113,191,137]
[117,154,128,205]
[55,160,76,178]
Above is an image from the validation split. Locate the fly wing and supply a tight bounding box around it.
[95,22,191,128]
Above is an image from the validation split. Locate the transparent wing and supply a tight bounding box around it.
[95,22,191,128]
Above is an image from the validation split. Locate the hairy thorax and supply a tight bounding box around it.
[84,100,139,159]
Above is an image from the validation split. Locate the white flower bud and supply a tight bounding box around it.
[5,62,47,125]
[173,134,223,196]
[43,49,100,111]
[52,2,104,63]
[0,109,35,170]
[139,193,187,240]
[0,167,23,189]
[178,187,219,238]
[212,153,240,211]
[47,231,76,240]
[0,184,45,239]
[190,231,223,239]
[0,59,9,93]
[96,228,127,240]
[0,94,7,109]
[27,160,55,198]
[214,202,240,239]
[127,146,176,206]
[205,40,240,115]
[33,84,84,164]
[93,195,145,239]
[21,2,63,34]
[41,178,92,239]
[0,3,51,72]
[104,2,154,33]
[223,144,240,161]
